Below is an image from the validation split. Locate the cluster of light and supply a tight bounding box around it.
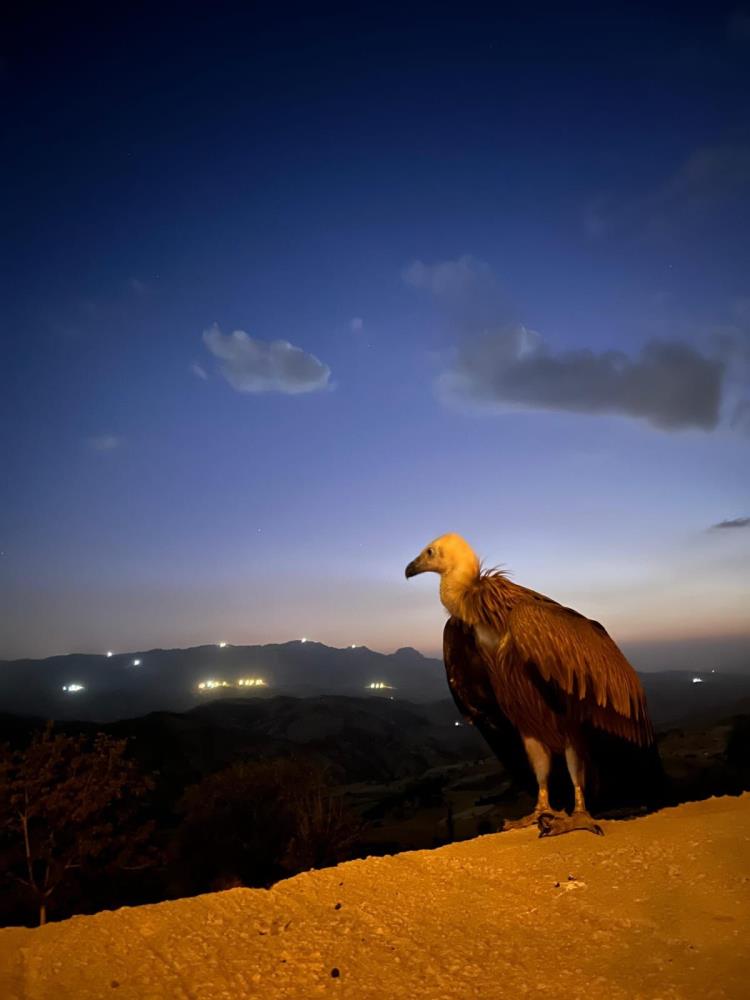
[217,641,227,648]
[62,683,85,693]
[132,658,141,666]
[238,677,266,687]
[198,679,231,690]
[454,721,462,727]
[106,651,113,658]
[367,681,394,690]
[300,637,307,643]
[350,644,358,648]
[692,677,704,684]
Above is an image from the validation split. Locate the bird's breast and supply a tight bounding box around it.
[473,624,503,654]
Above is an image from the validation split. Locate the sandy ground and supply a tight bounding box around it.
[1,793,748,999]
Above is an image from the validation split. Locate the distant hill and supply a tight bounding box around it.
[0,642,448,722]
[1,639,749,726]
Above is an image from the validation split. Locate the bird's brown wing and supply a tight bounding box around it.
[501,601,654,746]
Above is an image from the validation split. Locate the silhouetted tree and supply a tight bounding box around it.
[726,716,750,775]
[177,758,362,892]
[280,763,363,873]
[445,802,455,842]
[0,725,155,925]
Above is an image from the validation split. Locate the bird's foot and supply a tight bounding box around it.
[537,810,604,838]
[503,808,567,831]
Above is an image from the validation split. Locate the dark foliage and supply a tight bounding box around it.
[175,758,362,894]
[0,726,155,925]
[1,699,748,929]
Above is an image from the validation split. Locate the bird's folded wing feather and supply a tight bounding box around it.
[502,600,653,744]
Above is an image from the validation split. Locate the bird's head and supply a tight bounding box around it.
[405,533,480,581]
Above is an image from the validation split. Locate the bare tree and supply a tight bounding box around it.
[0,725,154,925]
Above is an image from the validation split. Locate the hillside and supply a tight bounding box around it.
[0,696,487,786]
[1,794,748,999]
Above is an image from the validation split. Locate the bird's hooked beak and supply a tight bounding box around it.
[405,555,426,579]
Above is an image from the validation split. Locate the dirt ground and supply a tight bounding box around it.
[1,793,748,999]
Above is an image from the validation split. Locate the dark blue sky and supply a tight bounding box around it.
[3,3,749,661]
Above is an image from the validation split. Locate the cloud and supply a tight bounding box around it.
[405,255,745,432]
[402,255,492,297]
[129,277,148,295]
[190,362,208,380]
[437,327,725,431]
[202,324,331,395]
[711,517,750,530]
[87,434,122,452]
[350,317,364,332]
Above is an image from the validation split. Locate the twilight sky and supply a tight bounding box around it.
[3,4,749,664]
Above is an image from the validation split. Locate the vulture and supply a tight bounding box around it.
[405,533,657,837]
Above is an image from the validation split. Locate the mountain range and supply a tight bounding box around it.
[2,639,750,725]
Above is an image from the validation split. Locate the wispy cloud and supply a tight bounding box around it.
[402,254,511,330]
[711,517,750,530]
[87,434,122,452]
[190,362,208,380]
[728,8,750,43]
[128,277,148,295]
[585,144,750,240]
[730,398,750,432]
[202,324,331,395]
[402,255,492,297]
[350,317,364,332]
[710,317,750,433]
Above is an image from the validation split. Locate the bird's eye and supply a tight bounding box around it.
[427,547,434,557]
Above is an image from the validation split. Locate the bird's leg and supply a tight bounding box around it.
[503,737,566,830]
[537,744,603,838]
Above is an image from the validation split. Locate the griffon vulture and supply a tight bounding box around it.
[405,533,656,837]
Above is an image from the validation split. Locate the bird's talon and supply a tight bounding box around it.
[536,812,556,836]
[537,811,604,838]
